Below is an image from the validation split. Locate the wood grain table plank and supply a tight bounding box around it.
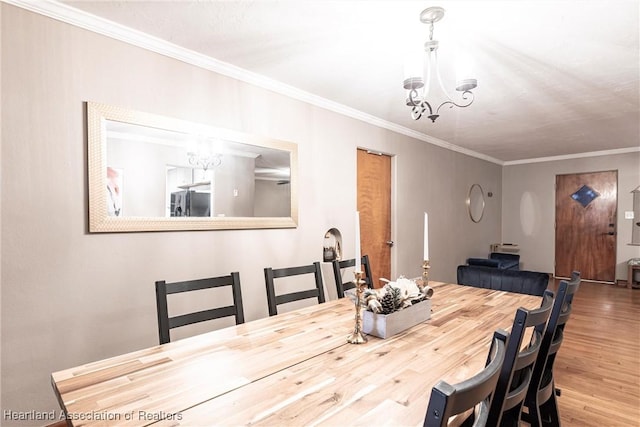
[52,299,359,426]
[146,284,540,427]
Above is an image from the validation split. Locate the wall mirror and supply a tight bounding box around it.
[467,184,485,223]
[88,102,298,232]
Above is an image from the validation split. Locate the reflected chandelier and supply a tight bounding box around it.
[187,140,222,172]
[404,6,477,123]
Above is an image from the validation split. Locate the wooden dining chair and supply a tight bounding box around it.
[521,271,580,427]
[264,261,325,316]
[332,254,374,298]
[423,330,509,427]
[155,272,244,344]
[486,290,555,426]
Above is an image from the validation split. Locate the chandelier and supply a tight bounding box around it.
[404,6,477,123]
[187,139,222,172]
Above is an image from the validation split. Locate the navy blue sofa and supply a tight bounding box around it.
[467,252,520,270]
[457,265,549,296]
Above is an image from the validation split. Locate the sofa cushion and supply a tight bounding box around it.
[456,265,549,296]
[489,252,520,270]
[467,258,501,268]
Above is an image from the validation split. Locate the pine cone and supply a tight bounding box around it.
[379,286,402,314]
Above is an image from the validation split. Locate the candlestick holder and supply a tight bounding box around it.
[422,259,430,285]
[346,270,368,344]
[417,260,434,298]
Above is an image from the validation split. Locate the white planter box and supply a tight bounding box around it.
[362,299,432,339]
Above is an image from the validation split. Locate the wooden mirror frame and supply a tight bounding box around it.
[87,102,298,232]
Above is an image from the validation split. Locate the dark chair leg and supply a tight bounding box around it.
[540,388,561,427]
[499,407,521,427]
[522,400,542,427]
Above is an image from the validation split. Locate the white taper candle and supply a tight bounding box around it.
[355,211,361,272]
[423,212,429,261]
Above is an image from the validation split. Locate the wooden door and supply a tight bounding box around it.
[555,171,617,282]
[357,149,392,288]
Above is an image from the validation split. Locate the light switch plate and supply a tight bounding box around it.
[625,211,635,219]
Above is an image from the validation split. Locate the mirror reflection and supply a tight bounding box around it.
[88,102,298,232]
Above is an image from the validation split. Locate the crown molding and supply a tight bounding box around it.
[4,0,505,165]
[6,1,635,167]
[5,0,636,167]
[503,146,640,166]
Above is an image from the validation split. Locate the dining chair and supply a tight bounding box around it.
[264,261,325,316]
[155,272,244,344]
[521,271,580,427]
[423,329,509,427]
[486,290,555,426]
[332,254,374,298]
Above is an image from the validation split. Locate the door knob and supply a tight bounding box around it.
[608,231,615,235]
[386,240,394,247]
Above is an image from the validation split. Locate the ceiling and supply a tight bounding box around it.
[52,0,640,163]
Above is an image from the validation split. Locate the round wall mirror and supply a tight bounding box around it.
[467,184,485,223]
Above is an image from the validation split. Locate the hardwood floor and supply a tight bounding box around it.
[548,280,640,427]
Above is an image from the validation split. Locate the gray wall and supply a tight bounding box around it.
[254,180,291,217]
[502,152,640,277]
[1,5,501,421]
[214,155,255,217]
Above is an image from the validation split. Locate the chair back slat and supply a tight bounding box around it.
[168,306,237,329]
[332,255,373,298]
[272,264,318,278]
[164,275,237,294]
[275,289,321,305]
[486,290,554,426]
[155,272,244,345]
[513,332,543,371]
[522,271,580,426]
[424,330,508,427]
[502,369,532,411]
[264,262,325,316]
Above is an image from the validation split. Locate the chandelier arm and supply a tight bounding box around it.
[408,88,421,107]
[433,91,475,115]
[411,101,434,121]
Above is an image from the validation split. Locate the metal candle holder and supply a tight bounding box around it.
[422,259,430,286]
[346,270,368,344]
[419,260,435,299]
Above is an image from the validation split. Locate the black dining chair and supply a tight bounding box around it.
[521,271,580,427]
[486,290,555,426]
[155,272,244,344]
[424,329,509,427]
[264,261,325,316]
[332,254,374,298]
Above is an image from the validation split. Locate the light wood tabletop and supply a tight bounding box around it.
[51,282,541,426]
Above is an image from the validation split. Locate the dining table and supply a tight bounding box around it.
[51,282,542,426]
